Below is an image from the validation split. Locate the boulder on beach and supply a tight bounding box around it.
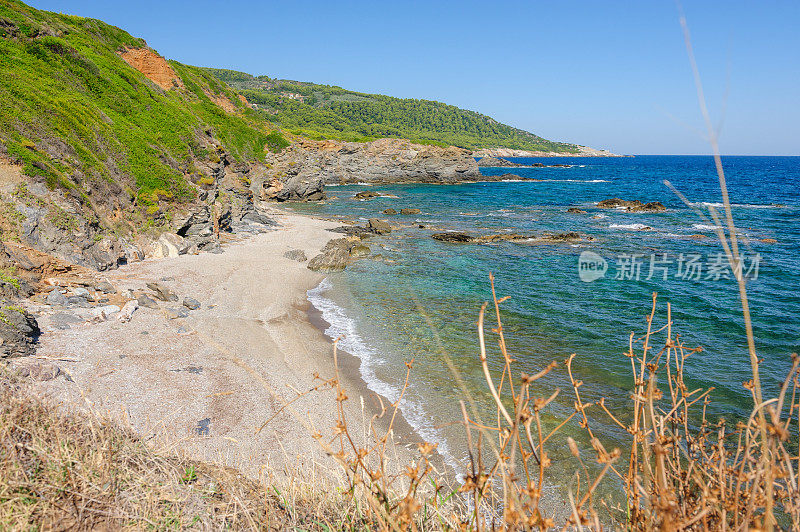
[146,282,178,302]
[152,233,190,258]
[0,306,40,358]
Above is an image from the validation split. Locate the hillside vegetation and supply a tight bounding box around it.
[207,68,579,153]
[0,0,278,227]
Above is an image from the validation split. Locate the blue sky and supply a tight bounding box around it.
[29,1,799,155]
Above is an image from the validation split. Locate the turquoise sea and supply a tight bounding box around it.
[290,155,800,484]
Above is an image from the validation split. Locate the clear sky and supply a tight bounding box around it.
[28,1,800,155]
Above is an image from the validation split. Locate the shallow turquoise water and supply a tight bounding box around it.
[295,155,800,476]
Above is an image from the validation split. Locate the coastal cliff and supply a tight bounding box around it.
[473,145,622,157]
[261,138,481,201]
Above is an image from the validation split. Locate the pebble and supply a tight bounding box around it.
[182,297,201,310]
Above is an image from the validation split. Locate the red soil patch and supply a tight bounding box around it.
[119,47,183,91]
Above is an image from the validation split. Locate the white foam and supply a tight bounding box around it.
[307,279,460,470]
[691,223,721,231]
[544,179,609,183]
[609,223,652,230]
[695,202,781,209]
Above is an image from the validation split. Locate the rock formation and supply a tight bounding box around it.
[597,198,666,212]
[261,138,482,201]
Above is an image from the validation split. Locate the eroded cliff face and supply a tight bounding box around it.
[119,47,183,91]
[261,138,481,201]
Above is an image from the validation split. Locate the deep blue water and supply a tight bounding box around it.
[292,155,800,475]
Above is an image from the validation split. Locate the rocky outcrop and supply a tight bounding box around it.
[307,238,370,272]
[476,157,522,167]
[473,145,623,157]
[0,305,40,358]
[261,138,481,201]
[597,198,666,212]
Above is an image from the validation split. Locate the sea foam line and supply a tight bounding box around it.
[307,279,461,471]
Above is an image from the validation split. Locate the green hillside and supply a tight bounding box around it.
[0,0,278,219]
[207,69,579,153]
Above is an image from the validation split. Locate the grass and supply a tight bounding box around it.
[0,0,278,225]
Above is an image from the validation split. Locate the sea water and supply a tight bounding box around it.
[292,155,800,483]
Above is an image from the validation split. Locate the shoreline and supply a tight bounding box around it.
[22,206,434,484]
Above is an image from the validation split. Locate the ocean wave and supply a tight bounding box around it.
[306,279,459,470]
[544,179,609,183]
[694,201,783,209]
[609,223,652,230]
[691,223,721,231]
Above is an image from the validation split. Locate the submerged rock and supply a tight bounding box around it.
[354,191,382,200]
[433,231,587,244]
[432,232,474,243]
[367,219,391,234]
[383,208,398,215]
[567,207,587,214]
[400,208,421,215]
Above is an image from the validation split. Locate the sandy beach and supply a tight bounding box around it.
[24,207,424,483]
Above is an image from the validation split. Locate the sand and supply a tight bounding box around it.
[28,207,425,482]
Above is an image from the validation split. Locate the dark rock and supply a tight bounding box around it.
[400,208,421,215]
[46,288,68,306]
[96,281,116,294]
[367,219,391,234]
[137,294,159,309]
[354,191,381,200]
[50,312,82,330]
[543,232,582,242]
[432,232,474,243]
[567,207,587,214]
[383,208,398,215]
[0,306,40,358]
[597,198,666,212]
[283,249,308,262]
[146,282,178,302]
[328,225,375,238]
[597,198,640,209]
[476,157,522,167]
[308,238,358,272]
[164,307,189,319]
[630,201,666,213]
[195,418,211,436]
[66,296,90,308]
[349,244,370,258]
[182,297,201,310]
